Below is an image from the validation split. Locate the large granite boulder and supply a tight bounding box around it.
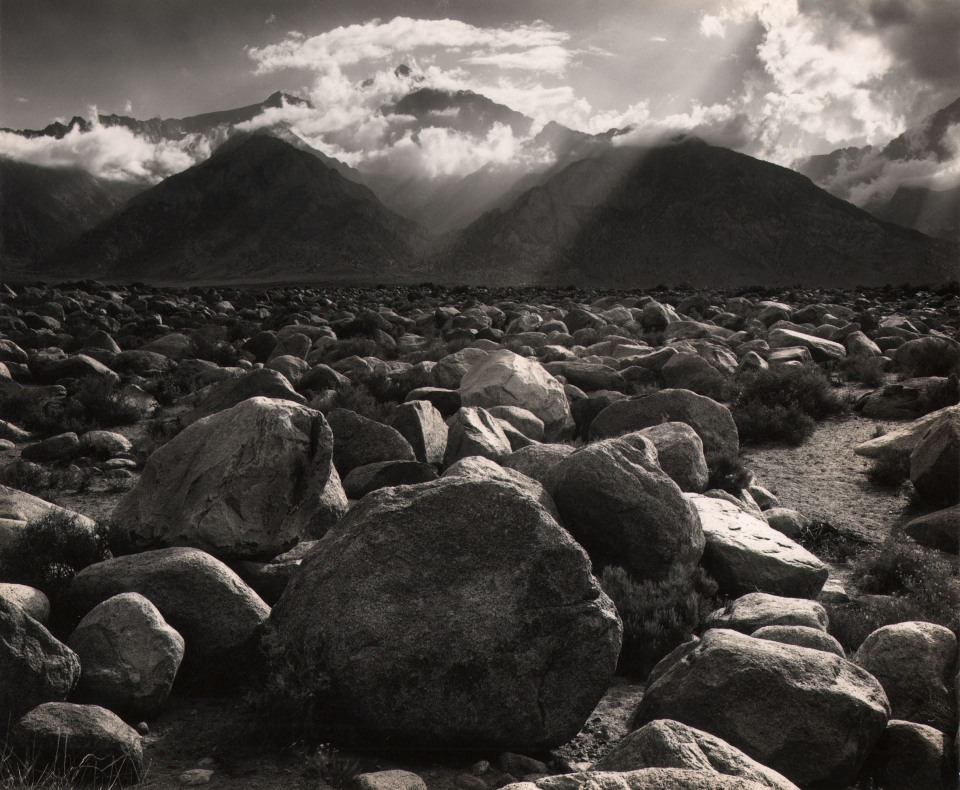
[636,423,709,493]
[270,474,622,750]
[589,390,738,468]
[327,408,416,477]
[550,433,704,582]
[909,410,960,504]
[184,368,305,424]
[460,350,575,441]
[633,628,890,787]
[116,397,345,560]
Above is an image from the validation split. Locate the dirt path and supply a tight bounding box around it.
[743,413,914,544]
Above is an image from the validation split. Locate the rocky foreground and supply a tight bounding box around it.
[0,280,958,789]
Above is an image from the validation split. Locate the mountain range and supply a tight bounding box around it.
[2,85,958,287]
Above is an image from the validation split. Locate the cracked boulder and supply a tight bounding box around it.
[112,397,347,560]
[270,474,622,750]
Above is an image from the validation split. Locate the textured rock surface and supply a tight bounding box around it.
[444,406,513,466]
[636,423,709,493]
[67,593,185,719]
[0,583,51,624]
[459,350,574,440]
[391,400,448,465]
[551,433,704,582]
[703,593,829,633]
[633,628,890,787]
[688,495,828,598]
[328,408,417,476]
[500,769,775,790]
[113,397,347,559]
[270,474,621,750]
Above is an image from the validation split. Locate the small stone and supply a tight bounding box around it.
[456,773,489,790]
[179,768,214,785]
[354,769,428,790]
[135,722,149,735]
[471,760,491,776]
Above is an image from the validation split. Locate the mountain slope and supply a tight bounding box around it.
[0,159,143,275]
[438,139,957,288]
[49,135,428,284]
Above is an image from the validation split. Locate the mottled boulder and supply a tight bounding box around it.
[893,336,960,377]
[70,548,269,674]
[501,769,780,790]
[270,474,621,750]
[589,390,738,468]
[866,720,951,790]
[0,485,96,551]
[444,407,513,467]
[13,703,143,784]
[29,351,120,385]
[343,460,439,500]
[21,432,80,463]
[110,349,177,376]
[327,408,416,477]
[853,405,960,460]
[434,347,490,389]
[688,495,828,598]
[902,505,960,554]
[0,583,50,624]
[503,444,576,488]
[592,719,798,790]
[67,593,185,719]
[703,593,829,634]
[184,368,305,424]
[661,353,727,398]
[751,625,844,656]
[768,329,846,362]
[79,430,133,460]
[355,770,428,790]
[855,377,952,419]
[637,423,709,493]
[0,597,79,725]
[551,433,704,582]
[442,456,560,520]
[910,410,960,504]
[113,398,347,559]
[460,350,574,440]
[854,621,957,729]
[633,629,890,787]
[487,406,545,441]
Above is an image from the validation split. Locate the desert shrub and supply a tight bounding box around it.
[303,744,362,789]
[795,520,870,564]
[732,365,847,445]
[0,739,137,790]
[0,511,110,594]
[851,537,960,633]
[897,342,960,378]
[600,565,720,678]
[138,416,185,461]
[322,338,378,365]
[0,378,140,436]
[841,356,886,387]
[318,382,398,425]
[707,456,751,495]
[147,375,190,407]
[866,453,911,488]
[188,325,239,367]
[823,596,922,654]
[0,459,47,496]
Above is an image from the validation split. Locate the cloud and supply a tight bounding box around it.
[123,100,133,113]
[15,97,29,104]
[0,108,212,182]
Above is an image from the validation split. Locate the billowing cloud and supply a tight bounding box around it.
[0,109,212,182]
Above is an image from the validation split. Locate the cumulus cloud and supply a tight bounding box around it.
[0,108,211,182]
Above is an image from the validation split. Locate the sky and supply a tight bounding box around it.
[2,0,958,182]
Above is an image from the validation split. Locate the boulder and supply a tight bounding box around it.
[633,628,890,787]
[902,505,960,554]
[0,597,79,725]
[69,548,269,675]
[487,406,546,441]
[21,432,80,463]
[328,408,416,477]
[501,768,786,790]
[442,456,560,520]
[866,720,951,790]
[853,405,960,460]
[550,433,704,582]
[503,444,576,488]
[0,485,96,552]
[703,593,829,633]
[687,495,828,598]
[434,347,490,389]
[750,625,844,656]
[13,702,143,784]
[761,508,808,540]
[110,349,177,376]
[910,410,960,504]
[768,329,846,362]
[79,430,133,459]
[661,353,727,398]
[854,621,957,729]
[113,398,347,560]
[855,377,952,419]
[67,593,185,719]
[592,719,798,790]
[589,390,738,468]
[0,583,50,624]
[893,336,960,377]
[543,361,627,394]
[391,400,448,466]
[636,423,709,493]
[404,386,462,417]
[460,350,574,441]
[355,770,428,790]
[270,474,622,750]
[184,368,306,424]
[444,407,513,467]
[342,460,439,500]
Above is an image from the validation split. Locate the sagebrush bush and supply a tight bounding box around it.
[317,382,398,425]
[841,356,886,387]
[795,520,870,564]
[707,456,752,495]
[866,453,911,488]
[851,537,960,633]
[0,511,110,593]
[896,342,960,378]
[732,364,847,445]
[823,596,922,654]
[0,378,141,436]
[600,565,720,678]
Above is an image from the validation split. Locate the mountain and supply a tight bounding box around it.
[49,135,428,284]
[383,87,534,141]
[795,96,960,241]
[437,139,957,288]
[3,91,312,143]
[0,159,142,276]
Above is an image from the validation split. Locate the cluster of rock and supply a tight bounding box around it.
[0,281,957,787]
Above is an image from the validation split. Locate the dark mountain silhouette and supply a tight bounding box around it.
[384,88,533,140]
[49,135,428,284]
[0,159,142,276]
[795,96,960,241]
[437,139,957,288]
[3,92,312,143]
